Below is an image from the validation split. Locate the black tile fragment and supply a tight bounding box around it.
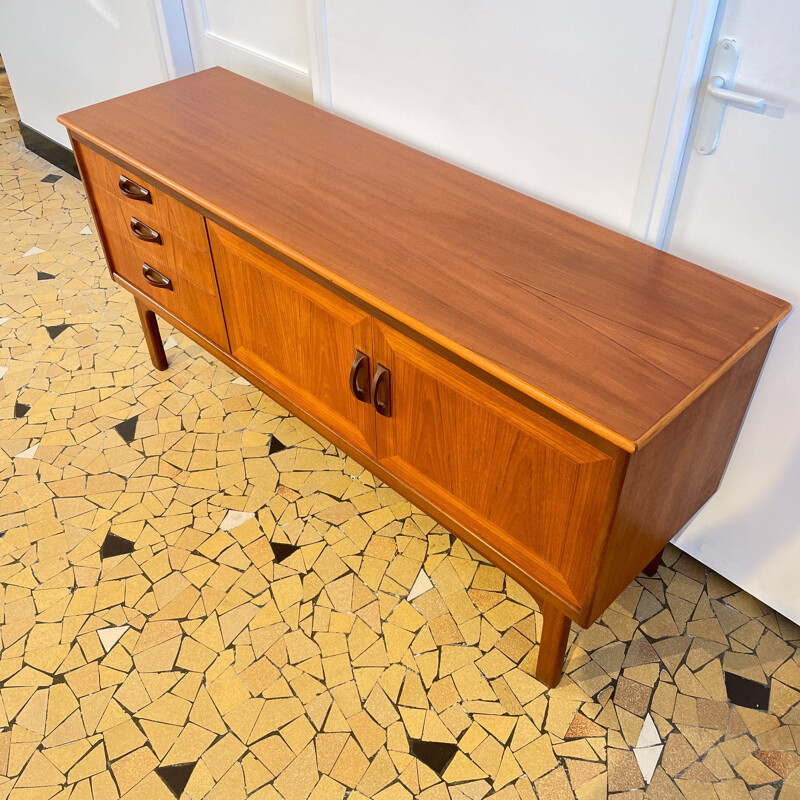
[14,402,30,418]
[41,173,62,184]
[725,671,770,710]
[45,323,69,340]
[114,415,139,444]
[271,541,300,564]
[36,271,55,280]
[156,763,196,799]
[100,533,135,560]
[51,673,67,685]
[409,739,458,776]
[268,434,287,455]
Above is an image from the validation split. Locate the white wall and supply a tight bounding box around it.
[0,0,176,147]
[323,0,678,233]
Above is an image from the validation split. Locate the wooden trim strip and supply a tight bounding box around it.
[70,135,117,284]
[633,315,787,449]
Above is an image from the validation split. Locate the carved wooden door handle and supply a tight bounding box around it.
[349,349,371,403]
[372,364,392,417]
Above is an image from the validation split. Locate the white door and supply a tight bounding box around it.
[666,2,800,621]
[181,0,313,100]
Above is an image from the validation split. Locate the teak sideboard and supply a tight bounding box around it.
[59,68,791,687]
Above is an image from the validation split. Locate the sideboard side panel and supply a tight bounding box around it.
[584,331,776,626]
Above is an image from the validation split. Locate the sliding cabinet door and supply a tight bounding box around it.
[371,321,616,604]
[209,222,377,457]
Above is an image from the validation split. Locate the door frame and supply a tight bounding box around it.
[629,0,721,247]
[153,0,333,105]
[306,0,333,109]
[151,0,195,79]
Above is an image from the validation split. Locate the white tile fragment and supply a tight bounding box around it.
[636,713,661,749]
[220,510,255,531]
[98,625,129,653]
[16,443,39,459]
[22,246,45,257]
[409,569,434,601]
[633,714,664,785]
[634,744,663,784]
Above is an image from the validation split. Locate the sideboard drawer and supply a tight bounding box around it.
[104,230,229,351]
[91,186,219,297]
[77,142,210,254]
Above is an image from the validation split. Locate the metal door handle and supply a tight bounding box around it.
[142,263,172,290]
[706,76,764,110]
[119,175,151,202]
[371,364,392,417]
[349,349,371,403]
[695,39,767,154]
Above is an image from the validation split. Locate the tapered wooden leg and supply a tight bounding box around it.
[135,298,168,370]
[536,601,572,688]
[643,548,664,577]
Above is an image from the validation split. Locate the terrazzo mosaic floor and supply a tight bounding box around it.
[2,70,800,800]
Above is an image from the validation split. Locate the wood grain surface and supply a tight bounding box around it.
[77,141,210,254]
[372,320,618,605]
[115,276,589,625]
[209,220,378,459]
[584,331,776,626]
[59,68,791,451]
[103,228,229,351]
[90,184,218,297]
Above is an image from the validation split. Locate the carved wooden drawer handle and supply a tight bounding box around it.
[130,217,161,243]
[349,349,371,403]
[372,364,392,417]
[118,175,151,202]
[142,263,172,290]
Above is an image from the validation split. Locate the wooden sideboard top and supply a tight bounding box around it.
[59,67,790,452]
